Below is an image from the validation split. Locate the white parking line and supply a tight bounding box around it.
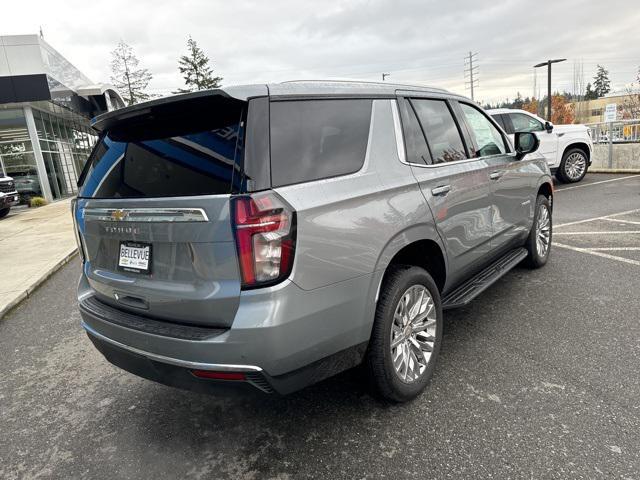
[587,247,640,251]
[555,208,640,228]
[602,218,640,226]
[555,174,639,193]
[554,242,640,267]
[553,204,640,266]
[554,231,640,235]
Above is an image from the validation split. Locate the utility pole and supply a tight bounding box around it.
[464,52,479,101]
[382,73,390,82]
[534,58,566,120]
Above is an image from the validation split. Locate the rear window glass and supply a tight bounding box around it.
[79,99,245,198]
[270,99,372,187]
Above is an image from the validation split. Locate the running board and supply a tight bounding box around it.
[442,248,528,310]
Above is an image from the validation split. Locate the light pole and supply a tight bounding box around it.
[534,59,566,121]
[382,73,390,82]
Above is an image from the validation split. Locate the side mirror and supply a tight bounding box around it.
[544,121,554,133]
[514,132,540,160]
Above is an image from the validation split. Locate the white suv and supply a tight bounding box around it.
[488,108,593,183]
[0,172,20,218]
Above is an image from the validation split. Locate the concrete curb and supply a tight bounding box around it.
[0,248,78,320]
[589,169,640,174]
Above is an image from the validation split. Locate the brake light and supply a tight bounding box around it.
[231,192,296,288]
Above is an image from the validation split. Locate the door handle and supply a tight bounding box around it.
[489,171,505,180]
[431,185,451,196]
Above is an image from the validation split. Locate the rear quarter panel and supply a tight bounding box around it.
[275,99,440,292]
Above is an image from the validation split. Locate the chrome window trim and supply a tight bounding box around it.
[392,96,515,168]
[81,321,263,372]
[394,96,490,169]
[83,207,210,223]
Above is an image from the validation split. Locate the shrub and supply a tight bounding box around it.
[29,196,47,208]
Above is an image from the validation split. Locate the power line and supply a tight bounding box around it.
[464,51,479,101]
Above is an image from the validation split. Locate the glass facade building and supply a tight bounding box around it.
[0,104,98,200]
[0,34,124,202]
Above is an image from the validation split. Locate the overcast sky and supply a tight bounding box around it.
[3,0,640,103]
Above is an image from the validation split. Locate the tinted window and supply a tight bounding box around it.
[79,100,245,199]
[491,114,506,130]
[460,104,507,157]
[270,99,372,187]
[398,99,431,165]
[510,113,544,133]
[500,114,515,134]
[411,99,466,164]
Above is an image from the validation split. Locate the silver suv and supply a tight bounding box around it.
[74,81,553,402]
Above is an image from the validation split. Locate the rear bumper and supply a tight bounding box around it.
[84,322,366,395]
[78,270,379,395]
[85,327,273,394]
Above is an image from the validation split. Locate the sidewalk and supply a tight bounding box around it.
[0,199,77,319]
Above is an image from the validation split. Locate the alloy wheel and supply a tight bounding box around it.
[390,285,437,383]
[536,204,551,258]
[564,152,587,181]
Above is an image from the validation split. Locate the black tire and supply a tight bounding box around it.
[556,148,588,183]
[524,195,552,268]
[0,208,9,219]
[365,266,443,403]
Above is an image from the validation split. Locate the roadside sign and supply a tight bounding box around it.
[604,103,617,122]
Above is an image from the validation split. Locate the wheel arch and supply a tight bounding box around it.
[373,225,448,297]
[536,178,554,211]
[562,142,591,163]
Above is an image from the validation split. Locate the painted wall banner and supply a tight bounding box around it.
[604,103,618,122]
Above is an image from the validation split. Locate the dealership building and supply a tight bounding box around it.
[0,34,124,202]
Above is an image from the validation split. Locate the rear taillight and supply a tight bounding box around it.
[231,192,296,289]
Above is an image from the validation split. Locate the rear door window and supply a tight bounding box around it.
[410,99,467,164]
[270,99,372,187]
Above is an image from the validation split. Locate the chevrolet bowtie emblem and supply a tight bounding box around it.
[110,209,128,221]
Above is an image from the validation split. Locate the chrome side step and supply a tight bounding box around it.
[442,247,528,310]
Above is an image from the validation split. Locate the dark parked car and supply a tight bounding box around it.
[6,164,42,203]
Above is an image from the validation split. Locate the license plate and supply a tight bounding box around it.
[118,242,151,274]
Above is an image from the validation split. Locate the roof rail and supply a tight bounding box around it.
[280,79,448,92]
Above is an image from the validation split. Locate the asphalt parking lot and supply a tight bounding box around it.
[1,173,639,479]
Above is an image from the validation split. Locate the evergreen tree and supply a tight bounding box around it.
[593,65,611,98]
[175,36,222,93]
[584,83,598,100]
[513,92,524,109]
[110,41,153,106]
